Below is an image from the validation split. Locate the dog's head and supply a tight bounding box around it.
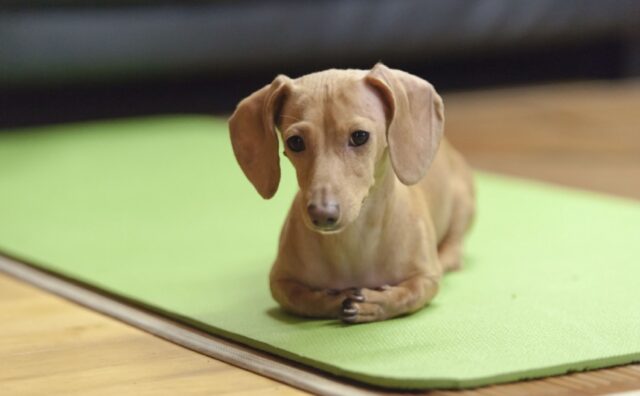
[229,64,444,233]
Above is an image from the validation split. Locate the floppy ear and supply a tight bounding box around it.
[365,63,444,185]
[228,75,291,199]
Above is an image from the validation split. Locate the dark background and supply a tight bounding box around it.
[2,0,639,128]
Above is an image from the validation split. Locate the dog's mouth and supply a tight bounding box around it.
[310,222,344,234]
[301,212,346,234]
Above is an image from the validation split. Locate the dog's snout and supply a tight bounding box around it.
[307,203,340,229]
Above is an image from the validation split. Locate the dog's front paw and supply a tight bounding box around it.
[340,288,387,324]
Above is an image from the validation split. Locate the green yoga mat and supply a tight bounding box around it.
[1,116,639,389]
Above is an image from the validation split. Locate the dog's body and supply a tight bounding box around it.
[229,65,475,323]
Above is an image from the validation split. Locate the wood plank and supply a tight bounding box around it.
[0,272,308,396]
[445,81,640,200]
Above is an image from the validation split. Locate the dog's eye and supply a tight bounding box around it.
[286,135,306,152]
[349,130,369,147]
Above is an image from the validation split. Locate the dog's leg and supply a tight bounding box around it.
[438,168,476,271]
[438,203,472,271]
[271,279,350,319]
[340,274,440,323]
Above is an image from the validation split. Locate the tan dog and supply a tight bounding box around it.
[229,64,475,323]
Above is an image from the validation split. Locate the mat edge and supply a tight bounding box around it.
[0,254,379,396]
[3,249,639,391]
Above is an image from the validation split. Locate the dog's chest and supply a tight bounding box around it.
[309,226,408,289]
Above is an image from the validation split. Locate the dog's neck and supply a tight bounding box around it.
[334,151,400,242]
[362,152,398,217]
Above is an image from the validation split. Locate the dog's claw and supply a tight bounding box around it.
[374,284,391,291]
[341,298,359,319]
[342,307,358,316]
[348,288,365,302]
[342,315,358,323]
[350,293,365,302]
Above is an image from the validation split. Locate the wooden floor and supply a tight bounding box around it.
[2,81,640,396]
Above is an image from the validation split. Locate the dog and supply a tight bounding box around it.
[229,64,475,323]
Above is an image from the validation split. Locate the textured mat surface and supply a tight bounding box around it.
[1,116,639,389]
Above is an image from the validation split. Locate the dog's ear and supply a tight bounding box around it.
[365,63,444,185]
[229,75,291,199]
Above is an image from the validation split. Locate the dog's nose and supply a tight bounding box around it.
[307,203,340,229]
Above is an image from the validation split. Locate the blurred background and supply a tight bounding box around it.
[1,0,639,128]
